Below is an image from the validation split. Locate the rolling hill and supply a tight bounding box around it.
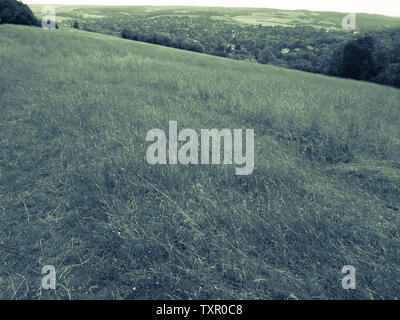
[29,5,400,31]
[0,24,399,300]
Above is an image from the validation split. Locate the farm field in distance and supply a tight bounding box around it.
[1,24,399,299]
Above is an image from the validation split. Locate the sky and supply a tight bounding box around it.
[24,0,400,17]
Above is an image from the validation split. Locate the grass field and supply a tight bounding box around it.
[0,24,399,299]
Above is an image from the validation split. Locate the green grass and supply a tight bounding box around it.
[0,24,399,300]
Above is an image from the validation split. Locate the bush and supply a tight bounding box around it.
[340,36,378,81]
[257,48,276,64]
[0,0,39,26]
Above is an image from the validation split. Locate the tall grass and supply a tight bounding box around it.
[0,25,399,299]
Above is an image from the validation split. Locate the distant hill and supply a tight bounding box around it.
[1,24,399,300]
[28,5,400,31]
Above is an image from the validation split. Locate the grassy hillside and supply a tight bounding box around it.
[0,24,399,300]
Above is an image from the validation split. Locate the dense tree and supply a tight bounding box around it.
[393,64,400,88]
[257,48,276,64]
[341,36,378,80]
[0,0,39,26]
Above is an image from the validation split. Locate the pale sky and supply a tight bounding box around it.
[24,0,400,17]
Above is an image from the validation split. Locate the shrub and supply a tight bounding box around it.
[0,0,39,26]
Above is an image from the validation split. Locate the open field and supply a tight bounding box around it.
[0,24,399,299]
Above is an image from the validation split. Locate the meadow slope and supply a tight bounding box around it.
[0,24,399,299]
